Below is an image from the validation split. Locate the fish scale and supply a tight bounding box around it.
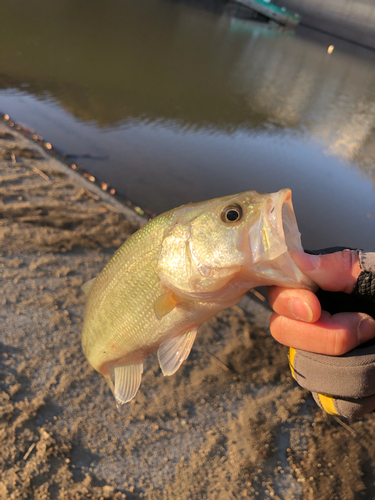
[83,213,172,366]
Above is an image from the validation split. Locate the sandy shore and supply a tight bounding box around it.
[1,119,375,499]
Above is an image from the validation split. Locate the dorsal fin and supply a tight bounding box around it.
[81,277,97,296]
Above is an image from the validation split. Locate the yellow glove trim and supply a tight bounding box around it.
[317,393,338,415]
[288,347,296,380]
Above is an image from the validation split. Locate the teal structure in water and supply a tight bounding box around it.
[235,0,301,27]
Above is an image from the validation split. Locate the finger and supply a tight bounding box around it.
[291,250,361,293]
[270,311,375,355]
[267,286,321,323]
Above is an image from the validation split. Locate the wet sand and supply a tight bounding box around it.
[1,119,375,499]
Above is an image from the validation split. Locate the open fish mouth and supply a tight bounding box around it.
[247,189,315,289]
[248,188,300,262]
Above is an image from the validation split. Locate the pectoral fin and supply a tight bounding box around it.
[81,277,97,296]
[158,327,198,376]
[110,363,144,405]
[154,291,180,320]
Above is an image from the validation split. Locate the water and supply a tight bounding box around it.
[1,0,375,251]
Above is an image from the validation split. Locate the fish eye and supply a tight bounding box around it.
[220,204,243,223]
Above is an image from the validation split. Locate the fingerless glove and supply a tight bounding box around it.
[289,248,375,419]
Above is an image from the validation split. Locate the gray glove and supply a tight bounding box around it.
[289,248,375,419]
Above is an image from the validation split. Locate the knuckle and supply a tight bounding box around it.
[341,249,357,273]
[341,249,354,272]
[331,328,352,356]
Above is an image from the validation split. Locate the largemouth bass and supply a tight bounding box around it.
[82,189,314,405]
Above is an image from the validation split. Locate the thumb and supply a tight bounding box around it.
[291,250,361,294]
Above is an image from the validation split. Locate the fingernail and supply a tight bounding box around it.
[290,298,313,322]
[291,251,320,271]
[358,316,375,344]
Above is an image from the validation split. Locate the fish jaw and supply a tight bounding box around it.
[241,189,316,290]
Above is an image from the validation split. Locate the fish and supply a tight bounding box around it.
[81,189,315,405]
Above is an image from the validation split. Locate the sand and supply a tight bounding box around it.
[1,118,375,500]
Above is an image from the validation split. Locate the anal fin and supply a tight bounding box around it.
[158,327,198,376]
[110,363,143,405]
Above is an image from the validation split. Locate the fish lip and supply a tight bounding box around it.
[248,188,297,264]
[245,188,315,289]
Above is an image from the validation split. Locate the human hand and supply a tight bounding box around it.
[268,249,375,355]
[267,249,375,418]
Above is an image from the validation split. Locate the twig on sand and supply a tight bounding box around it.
[23,442,36,461]
[250,289,266,302]
[205,350,232,372]
[333,415,357,436]
[232,305,246,317]
[81,188,100,200]
[33,167,50,181]
[103,202,121,214]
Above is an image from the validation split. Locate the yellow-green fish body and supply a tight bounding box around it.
[82,189,314,405]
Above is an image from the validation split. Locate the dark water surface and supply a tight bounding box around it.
[1,0,375,250]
